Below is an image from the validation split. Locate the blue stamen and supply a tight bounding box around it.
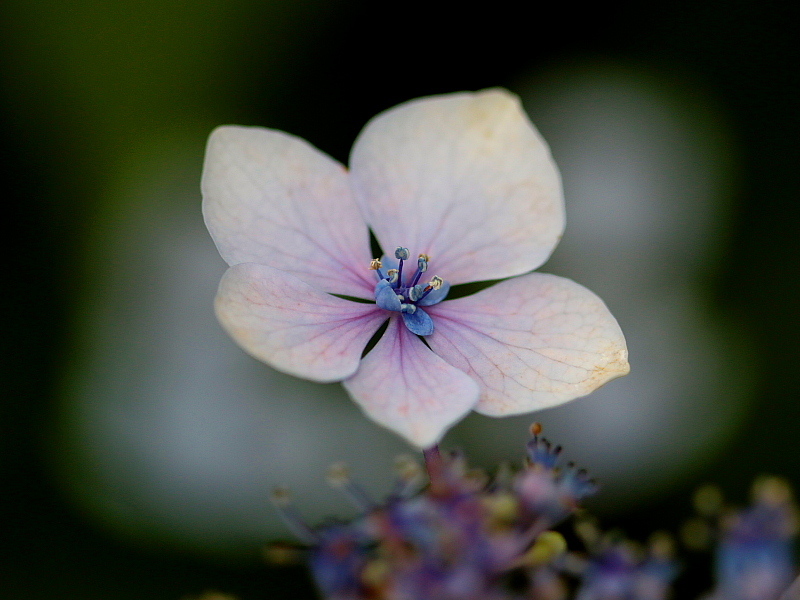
[327,463,376,512]
[411,254,428,287]
[417,281,450,307]
[413,286,431,302]
[395,247,409,287]
[370,250,449,336]
[408,284,425,302]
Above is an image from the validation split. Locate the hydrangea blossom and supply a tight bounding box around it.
[202,89,629,447]
[271,424,598,600]
[705,477,798,600]
[265,431,800,600]
[574,533,678,600]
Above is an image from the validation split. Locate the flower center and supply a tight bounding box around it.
[369,247,449,336]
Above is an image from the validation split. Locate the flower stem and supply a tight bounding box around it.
[423,445,448,496]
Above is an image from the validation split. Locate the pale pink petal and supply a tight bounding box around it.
[215,263,385,382]
[343,318,480,448]
[349,89,564,285]
[426,273,629,416]
[203,126,374,297]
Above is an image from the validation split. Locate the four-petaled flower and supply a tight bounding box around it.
[202,89,629,448]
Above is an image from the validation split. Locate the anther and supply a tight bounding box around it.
[415,274,446,304]
[386,269,399,284]
[409,284,425,301]
[326,462,375,512]
[270,485,318,544]
[394,247,410,260]
[400,303,417,314]
[369,258,382,270]
[411,254,429,287]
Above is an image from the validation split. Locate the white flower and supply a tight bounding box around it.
[202,89,629,448]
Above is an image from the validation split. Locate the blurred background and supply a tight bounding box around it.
[3,0,799,598]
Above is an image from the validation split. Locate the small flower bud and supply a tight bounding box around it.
[752,476,793,507]
[394,454,423,482]
[326,462,351,488]
[521,530,567,566]
[648,531,676,559]
[575,516,601,547]
[394,247,410,260]
[263,541,304,566]
[270,485,292,507]
[693,484,723,516]
[361,558,390,587]
[680,517,712,550]
[484,492,519,525]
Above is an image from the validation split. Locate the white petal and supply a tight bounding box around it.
[343,318,480,448]
[215,263,385,382]
[426,273,629,416]
[349,89,564,285]
[203,126,374,297]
